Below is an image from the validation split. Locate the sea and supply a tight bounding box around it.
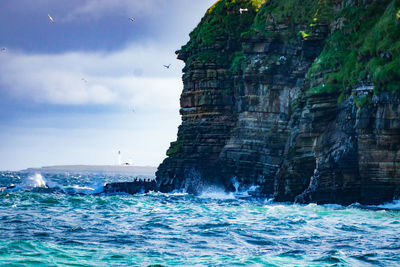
[1,171,400,266]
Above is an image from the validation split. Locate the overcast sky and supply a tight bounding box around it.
[0,0,215,170]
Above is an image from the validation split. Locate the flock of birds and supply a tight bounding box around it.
[0,13,174,82]
[42,13,172,84]
[1,7,250,89]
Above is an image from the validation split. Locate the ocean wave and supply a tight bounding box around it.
[198,186,235,200]
[62,180,104,195]
[1,173,105,196]
[1,173,48,192]
[375,199,400,210]
[1,171,400,266]
[2,173,400,211]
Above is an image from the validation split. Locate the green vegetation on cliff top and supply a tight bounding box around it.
[306,0,400,96]
[179,0,400,95]
[178,0,265,67]
[247,0,334,40]
[241,0,400,96]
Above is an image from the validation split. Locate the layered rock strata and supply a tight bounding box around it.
[218,35,327,195]
[156,0,260,192]
[275,91,400,204]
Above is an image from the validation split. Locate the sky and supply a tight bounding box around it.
[0,0,216,170]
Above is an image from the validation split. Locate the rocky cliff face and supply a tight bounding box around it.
[156,0,400,204]
[275,91,400,205]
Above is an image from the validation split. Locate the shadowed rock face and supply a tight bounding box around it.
[357,94,400,203]
[275,92,400,205]
[156,0,400,204]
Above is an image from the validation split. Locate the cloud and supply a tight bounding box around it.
[3,69,117,105]
[63,0,166,22]
[0,0,217,170]
[0,42,184,169]
[0,0,216,55]
[0,44,183,108]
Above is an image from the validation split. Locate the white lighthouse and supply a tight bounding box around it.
[118,150,121,165]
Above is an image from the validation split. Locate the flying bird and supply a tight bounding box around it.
[163,64,171,69]
[81,78,88,83]
[48,14,55,23]
[129,17,136,22]
[1,48,6,52]
[239,8,248,14]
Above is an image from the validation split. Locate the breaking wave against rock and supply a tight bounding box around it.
[21,173,47,189]
[1,173,105,195]
[375,199,400,210]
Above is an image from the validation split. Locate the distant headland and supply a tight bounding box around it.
[21,165,157,178]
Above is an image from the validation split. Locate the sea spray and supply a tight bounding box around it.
[198,185,235,200]
[376,199,400,210]
[2,173,48,192]
[2,173,105,195]
[21,173,47,189]
[62,180,105,195]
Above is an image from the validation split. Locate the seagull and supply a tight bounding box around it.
[48,13,55,23]
[239,8,248,14]
[163,64,171,69]
[129,17,136,22]
[81,78,88,83]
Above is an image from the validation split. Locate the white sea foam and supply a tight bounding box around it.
[63,185,96,195]
[62,180,104,195]
[146,190,188,197]
[199,186,235,200]
[231,178,261,198]
[375,199,400,210]
[169,189,188,196]
[3,173,105,195]
[264,198,274,205]
[3,173,48,192]
[322,204,344,209]
[198,179,264,200]
[232,177,240,192]
[22,173,47,189]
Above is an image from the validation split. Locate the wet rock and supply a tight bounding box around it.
[104,180,156,195]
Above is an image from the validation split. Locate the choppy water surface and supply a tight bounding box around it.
[1,172,400,266]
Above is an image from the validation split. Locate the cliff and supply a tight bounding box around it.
[156,0,400,204]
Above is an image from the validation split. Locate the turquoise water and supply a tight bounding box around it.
[1,172,400,266]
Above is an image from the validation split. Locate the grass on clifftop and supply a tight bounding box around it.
[182,0,264,49]
[179,0,400,98]
[244,0,334,40]
[307,0,400,97]
[178,0,265,67]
